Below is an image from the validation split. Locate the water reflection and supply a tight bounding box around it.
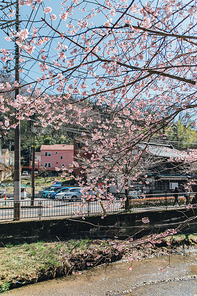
[5,248,197,296]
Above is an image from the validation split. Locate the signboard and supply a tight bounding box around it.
[169,182,178,190]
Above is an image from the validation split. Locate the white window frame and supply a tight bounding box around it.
[45,151,51,156]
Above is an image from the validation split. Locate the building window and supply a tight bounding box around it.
[45,151,51,156]
[55,152,58,154]
[44,163,47,167]
[48,163,51,167]
[60,156,63,159]
[62,164,64,167]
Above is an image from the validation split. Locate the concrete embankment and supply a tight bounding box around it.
[0,207,196,245]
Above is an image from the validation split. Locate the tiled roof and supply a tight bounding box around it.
[40,144,74,151]
[138,143,187,158]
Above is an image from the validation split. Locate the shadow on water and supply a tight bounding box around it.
[5,248,197,296]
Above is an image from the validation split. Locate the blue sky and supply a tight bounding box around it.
[0,0,112,92]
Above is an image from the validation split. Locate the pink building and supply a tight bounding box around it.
[40,144,74,171]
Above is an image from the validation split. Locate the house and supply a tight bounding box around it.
[40,144,74,174]
[0,149,10,166]
[136,142,190,195]
[73,136,192,195]
[107,143,191,196]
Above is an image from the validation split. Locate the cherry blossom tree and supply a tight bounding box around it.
[0,2,197,272]
[0,0,197,203]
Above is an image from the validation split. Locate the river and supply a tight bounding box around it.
[5,247,197,296]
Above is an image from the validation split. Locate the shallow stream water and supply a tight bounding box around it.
[5,248,197,296]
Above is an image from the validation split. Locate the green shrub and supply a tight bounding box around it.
[0,281,10,293]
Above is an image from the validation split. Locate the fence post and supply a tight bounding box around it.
[88,200,90,217]
[38,200,42,220]
[165,191,167,209]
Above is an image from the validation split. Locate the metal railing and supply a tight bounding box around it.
[0,198,125,221]
[0,192,196,222]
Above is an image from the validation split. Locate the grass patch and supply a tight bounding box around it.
[0,281,10,293]
[0,238,95,291]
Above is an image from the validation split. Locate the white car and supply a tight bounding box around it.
[22,171,28,176]
[55,187,80,200]
[62,188,83,201]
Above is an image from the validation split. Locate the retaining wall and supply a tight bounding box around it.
[0,208,196,245]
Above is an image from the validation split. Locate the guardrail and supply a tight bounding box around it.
[0,198,125,221]
[0,191,196,222]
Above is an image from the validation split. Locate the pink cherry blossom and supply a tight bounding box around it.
[44,7,52,14]
[142,217,150,224]
[50,14,57,21]
[60,12,68,21]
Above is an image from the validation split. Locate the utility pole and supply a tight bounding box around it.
[14,0,21,220]
[31,133,35,206]
[0,0,21,220]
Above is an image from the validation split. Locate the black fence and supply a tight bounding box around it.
[0,198,125,221]
[0,192,195,222]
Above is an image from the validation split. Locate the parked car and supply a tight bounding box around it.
[42,187,54,198]
[55,187,80,201]
[49,187,71,199]
[22,171,28,176]
[63,188,83,201]
[55,187,78,200]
